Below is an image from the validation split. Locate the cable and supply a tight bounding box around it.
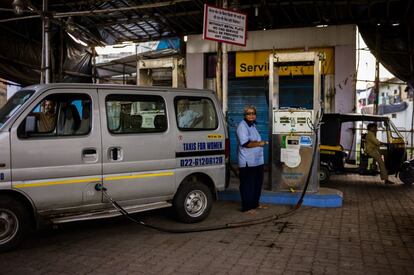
[296,110,323,208]
[96,113,323,234]
[100,186,299,233]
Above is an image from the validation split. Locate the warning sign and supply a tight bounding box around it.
[203,4,247,46]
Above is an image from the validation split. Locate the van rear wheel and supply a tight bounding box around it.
[0,196,30,252]
[173,182,213,223]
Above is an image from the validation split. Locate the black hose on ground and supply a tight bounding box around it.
[98,112,323,234]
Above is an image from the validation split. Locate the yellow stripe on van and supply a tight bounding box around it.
[104,172,174,181]
[14,177,101,188]
[13,172,174,188]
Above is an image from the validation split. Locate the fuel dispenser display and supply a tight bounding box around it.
[268,52,322,193]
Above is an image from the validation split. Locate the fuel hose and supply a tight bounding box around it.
[97,113,322,234]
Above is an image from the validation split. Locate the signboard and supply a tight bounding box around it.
[203,4,247,46]
[236,48,334,77]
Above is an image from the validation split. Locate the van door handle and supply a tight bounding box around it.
[82,148,98,163]
[109,147,122,161]
[83,148,97,155]
[111,148,118,160]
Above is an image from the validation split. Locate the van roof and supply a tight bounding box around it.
[24,83,216,95]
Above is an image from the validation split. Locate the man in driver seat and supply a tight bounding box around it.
[37,99,56,133]
[365,123,394,184]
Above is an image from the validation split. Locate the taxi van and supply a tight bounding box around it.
[0,84,229,251]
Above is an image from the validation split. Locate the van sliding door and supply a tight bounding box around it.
[98,89,175,205]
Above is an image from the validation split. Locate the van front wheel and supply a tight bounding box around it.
[0,196,30,252]
[173,182,213,223]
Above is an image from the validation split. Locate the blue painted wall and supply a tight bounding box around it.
[228,78,270,164]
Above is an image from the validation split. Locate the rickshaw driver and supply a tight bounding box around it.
[365,123,395,184]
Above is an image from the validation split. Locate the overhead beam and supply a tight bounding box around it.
[53,0,192,18]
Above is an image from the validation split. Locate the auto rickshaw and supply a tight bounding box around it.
[319,113,410,184]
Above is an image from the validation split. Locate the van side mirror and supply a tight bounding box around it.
[25,115,36,133]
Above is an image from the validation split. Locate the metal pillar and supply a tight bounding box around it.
[92,47,97,83]
[41,0,50,84]
[215,43,222,102]
[221,0,228,114]
[374,59,380,114]
[222,43,228,114]
[373,26,380,115]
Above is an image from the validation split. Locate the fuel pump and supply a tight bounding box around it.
[268,52,322,193]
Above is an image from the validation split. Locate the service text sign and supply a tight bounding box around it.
[203,4,247,46]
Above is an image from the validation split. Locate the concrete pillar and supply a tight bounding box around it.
[137,60,153,86]
[324,74,335,113]
[172,58,178,88]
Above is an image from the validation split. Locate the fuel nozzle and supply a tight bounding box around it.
[95,183,107,191]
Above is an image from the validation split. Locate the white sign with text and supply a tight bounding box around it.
[203,4,247,46]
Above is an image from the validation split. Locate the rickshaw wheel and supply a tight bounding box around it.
[319,166,330,184]
[399,171,414,185]
[399,160,414,185]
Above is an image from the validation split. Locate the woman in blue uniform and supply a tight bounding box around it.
[236,105,268,213]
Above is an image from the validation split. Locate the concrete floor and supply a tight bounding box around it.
[1,173,414,274]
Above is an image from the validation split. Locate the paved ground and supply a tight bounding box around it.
[1,174,414,275]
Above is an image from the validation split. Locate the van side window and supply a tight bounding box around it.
[17,94,92,138]
[175,97,218,130]
[106,94,167,134]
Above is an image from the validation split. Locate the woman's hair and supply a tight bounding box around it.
[243,105,256,115]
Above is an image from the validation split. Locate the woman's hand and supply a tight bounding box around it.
[246,141,268,148]
[259,141,268,147]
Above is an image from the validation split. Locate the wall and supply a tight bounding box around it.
[186,24,357,115]
[186,53,205,89]
[335,44,357,150]
[335,45,357,113]
[187,25,356,53]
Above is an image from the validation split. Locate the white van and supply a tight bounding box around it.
[0,84,229,251]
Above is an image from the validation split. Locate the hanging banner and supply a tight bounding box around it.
[203,4,247,46]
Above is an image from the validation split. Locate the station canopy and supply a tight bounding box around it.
[0,0,412,86]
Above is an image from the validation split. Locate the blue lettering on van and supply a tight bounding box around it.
[0,173,4,180]
[180,156,223,167]
[207,142,222,150]
[183,142,223,151]
[183,143,197,151]
[197,142,206,150]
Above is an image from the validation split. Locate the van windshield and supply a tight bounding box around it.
[0,90,34,128]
